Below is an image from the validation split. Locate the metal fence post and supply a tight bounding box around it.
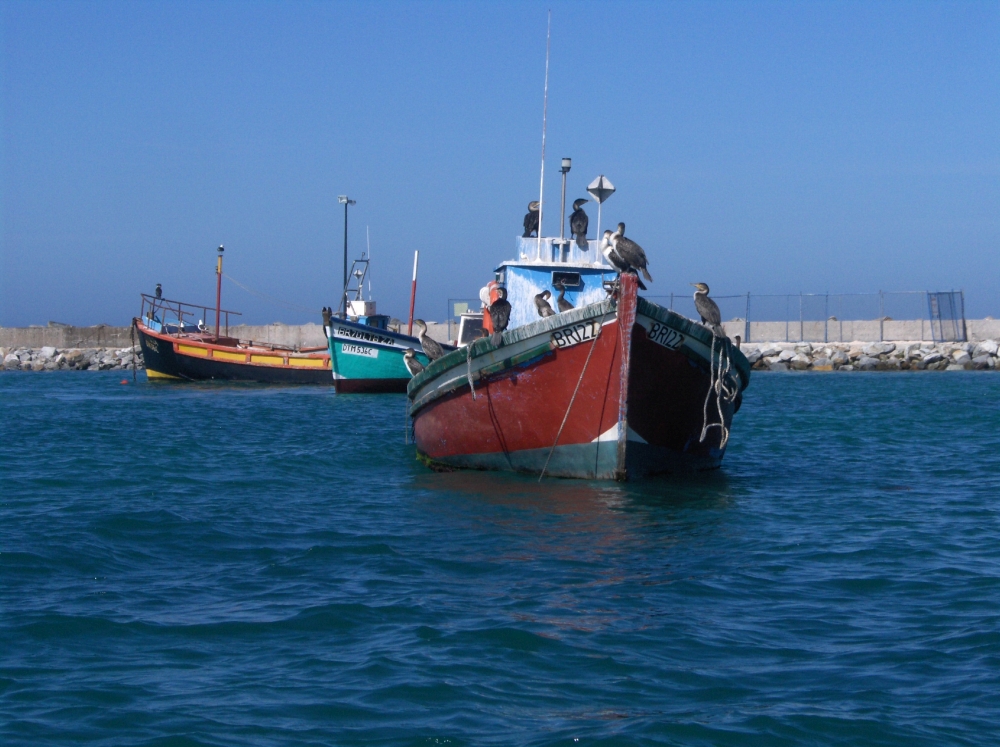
[824,293,829,343]
[799,293,804,342]
[959,290,967,342]
[879,290,884,342]
[744,293,750,343]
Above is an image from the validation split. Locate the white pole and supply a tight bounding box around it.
[407,250,419,336]
[537,10,551,257]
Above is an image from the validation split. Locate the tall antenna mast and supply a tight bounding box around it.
[537,10,551,254]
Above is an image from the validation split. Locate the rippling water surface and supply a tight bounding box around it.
[2,371,999,746]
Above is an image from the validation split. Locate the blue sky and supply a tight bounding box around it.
[1,0,997,326]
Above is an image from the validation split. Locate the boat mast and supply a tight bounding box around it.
[537,10,551,255]
[215,244,224,340]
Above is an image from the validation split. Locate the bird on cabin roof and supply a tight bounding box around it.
[488,287,512,347]
[570,199,589,249]
[413,319,445,361]
[403,348,424,377]
[522,201,540,238]
[691,283,724,337]
[555,282,574,312]
[534,290,556,318]
[610,223,653,285]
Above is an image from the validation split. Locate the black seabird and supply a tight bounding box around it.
[322,307,332,327]
[413,319,446,361]
[488,287,512,347]
[610,223,653,284]
[691,283,724,336]
[569,199,589,248]
[534,290,556,318]
[403,348,424,377]
[555,282,574,312]
[600,230,646,290]
[155,283,162,299]
[522,201,540,238]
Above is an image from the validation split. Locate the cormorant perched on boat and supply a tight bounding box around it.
[534,290,556,318]
[413,319,445,361]
[600,230,646,290]
[522,201,540,238]
[488,287,512,347]
[610,223,653,284]
[403,348,424,377]
[155,283,162,299]
[569,199,589,248]
[555,282,574,312]
[691,283,724,336]
[733,335,742,350]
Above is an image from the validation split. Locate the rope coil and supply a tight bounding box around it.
[699,332,739,449]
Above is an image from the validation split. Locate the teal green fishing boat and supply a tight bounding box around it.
[325,310,446,393]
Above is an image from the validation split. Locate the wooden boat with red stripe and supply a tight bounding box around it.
[407,274,751,480]
[134,293,333,384]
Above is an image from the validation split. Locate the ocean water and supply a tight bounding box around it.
[2,371,998,746]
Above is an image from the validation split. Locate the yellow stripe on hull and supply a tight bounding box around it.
[287,357,329,369]
[145,369,182,380]
[249,354,284,366]
[177,344,210,357]
[212,350,247,362]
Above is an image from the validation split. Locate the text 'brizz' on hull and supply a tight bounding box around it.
[407,275,751,480]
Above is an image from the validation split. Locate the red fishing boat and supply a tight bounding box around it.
[406,237,751,480]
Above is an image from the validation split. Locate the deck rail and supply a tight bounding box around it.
[139,294,242,338]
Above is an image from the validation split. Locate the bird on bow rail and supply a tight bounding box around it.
[534,290,556,318]
[570,199,589,248]
[155,283,162,299]
[488,287,512,347]
[600,230,629,274]
[403,348,424,377]
[610,223,653,286]
[691,283,725,336]
[413,320,445,361]
[555,282,574,312]
[522,201,540,238]
[733,335,742,350]
[321,307,332,327]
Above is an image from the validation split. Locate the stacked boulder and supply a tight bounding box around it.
[1,346,144,372]
[741,340,999,372]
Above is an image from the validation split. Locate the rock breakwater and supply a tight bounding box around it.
[1,346,143,372]
[742,340,999,371]
[4,340,998,374]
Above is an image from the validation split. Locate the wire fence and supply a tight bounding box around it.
[645,290,967,343]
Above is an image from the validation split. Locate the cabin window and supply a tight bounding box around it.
[551,271,582,288]
[496,268,506,284]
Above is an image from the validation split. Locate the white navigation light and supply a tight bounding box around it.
[587,175,615,204]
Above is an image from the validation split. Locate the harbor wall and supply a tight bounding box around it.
[5,318,997,350]
[0,321,454,349]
